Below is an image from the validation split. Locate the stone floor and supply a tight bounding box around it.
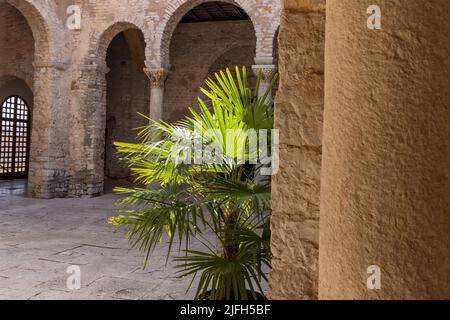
[0,179,207,300]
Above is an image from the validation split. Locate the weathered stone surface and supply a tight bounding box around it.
[0,180,239,300]
[269,3,325,300]
[0,0,281,198]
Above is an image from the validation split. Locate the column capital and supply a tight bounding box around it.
[143,67,170,89]
[252,64,277,82]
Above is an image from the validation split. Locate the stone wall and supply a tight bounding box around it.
[269,0,325,300]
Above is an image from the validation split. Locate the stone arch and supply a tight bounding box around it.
[152,0,260,69]
[163,6,256,121]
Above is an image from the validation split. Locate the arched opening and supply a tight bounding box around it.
[207,45,258,89]
[103,28,149,191]
[164,1,256,122]
[0,2,36,195]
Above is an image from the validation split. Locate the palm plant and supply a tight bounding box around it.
[109,66,278,300]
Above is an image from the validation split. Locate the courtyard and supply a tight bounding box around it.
[0,180,203,300]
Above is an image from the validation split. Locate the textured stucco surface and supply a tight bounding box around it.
[269,1,325,300]
[320,0,450,299]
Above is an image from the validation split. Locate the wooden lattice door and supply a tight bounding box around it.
[0,96,30,179]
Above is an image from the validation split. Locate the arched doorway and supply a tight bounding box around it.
[164,1,256,121]
[0,96,30,179]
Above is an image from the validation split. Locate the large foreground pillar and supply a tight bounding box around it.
[320,0,450,299]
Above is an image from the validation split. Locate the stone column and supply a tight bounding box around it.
[144,67,169,121]
[320,0,450,299]
[252,64,276,100]
[252,64,277,185]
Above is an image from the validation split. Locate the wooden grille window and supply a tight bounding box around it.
[0,96,30,179]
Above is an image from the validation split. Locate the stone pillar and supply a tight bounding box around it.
[320,0,450,299]
[144,67,169,121]
[252,64,276,100]
[28,60,70,198]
